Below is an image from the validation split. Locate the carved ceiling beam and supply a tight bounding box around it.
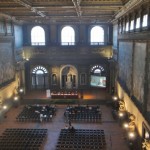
[13,0,46,17]
[72,0,82,17]
[0,12,23,24]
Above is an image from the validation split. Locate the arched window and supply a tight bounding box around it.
[125,22,129,31]
[142,14,148,27]
[31,26,45,45]
[90,26,104,45]
[136,17,140,29]
[61,26,75,45]
[130,20,134,31]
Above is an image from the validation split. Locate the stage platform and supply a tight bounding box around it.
[22,88,112,105]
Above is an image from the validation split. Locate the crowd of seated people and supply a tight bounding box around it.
[51,90,78,99]
[0,128,47,149]
[16,104,56,122]
[64,105,102,122]
[56,129,106,150]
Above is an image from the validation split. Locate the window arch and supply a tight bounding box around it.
[61,26,75,45]
[31,26,45,46]
[90,65,105,75]
[90,26,104,45]
[32,66,48,74]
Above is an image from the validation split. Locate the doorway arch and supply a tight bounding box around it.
[31,66,49,89]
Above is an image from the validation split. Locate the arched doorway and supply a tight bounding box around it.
[60,65,78,89]
[31,66,49,89]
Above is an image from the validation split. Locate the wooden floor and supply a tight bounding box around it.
[0,89,129,150]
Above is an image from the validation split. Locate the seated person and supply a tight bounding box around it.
[68,121,75,131]
[64,125,68,129]
[68,124,75,131]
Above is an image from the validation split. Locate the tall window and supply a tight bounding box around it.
[130,20,134,30]
[90,26,104,45]
[61,26,75,45]
[142,14,148,27]
[136,17,140,29]
[125,22,129,31]
[31,26,45,46]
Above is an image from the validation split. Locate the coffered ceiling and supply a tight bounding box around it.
[0,0,131,24]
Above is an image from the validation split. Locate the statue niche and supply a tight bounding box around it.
[66,73,72,89]
[62,66,76,89]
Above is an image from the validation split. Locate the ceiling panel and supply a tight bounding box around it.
[0,0,131,24]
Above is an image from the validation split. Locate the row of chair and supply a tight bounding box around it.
[0,128,48,149]
[56,129,106,150]
[64,105,102,122]
[16,104,56,122]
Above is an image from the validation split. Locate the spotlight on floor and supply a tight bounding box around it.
[128,131,136,139]
[123,123,129,129]
[112,96,118,101]
[118,112,124,117]
[19,88,24,93]
[14,96,19,101]
[3,105,7,110]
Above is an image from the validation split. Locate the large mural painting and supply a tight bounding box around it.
[0,41,15,87]
[118,41,133,92]
[133,42,146,103]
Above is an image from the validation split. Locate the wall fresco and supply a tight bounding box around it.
[0,42,15,86]
[133,42,146,103]
[118,41,133,91]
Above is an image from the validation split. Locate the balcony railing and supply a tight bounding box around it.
[61,42,75,46]
[90,42,105,45]
[30,42,112,46]
[31,42,45,46]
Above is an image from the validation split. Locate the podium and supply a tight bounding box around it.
[46,89,51,98]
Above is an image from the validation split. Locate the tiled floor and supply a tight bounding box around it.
[0,91,129,150]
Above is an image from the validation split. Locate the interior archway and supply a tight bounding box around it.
[31,66,49,89]
[60,65,78,89]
